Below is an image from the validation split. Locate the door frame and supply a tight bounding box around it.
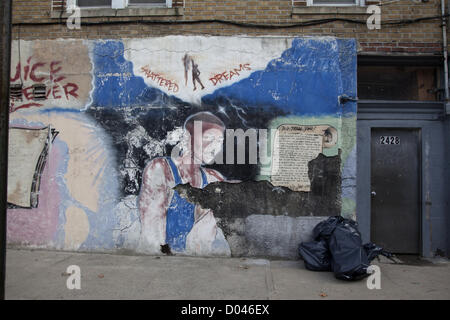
[356,100,445,257]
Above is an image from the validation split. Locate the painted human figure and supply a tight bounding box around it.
[182,53,192,87]
[138,112,230,256]
[192,60,205,91]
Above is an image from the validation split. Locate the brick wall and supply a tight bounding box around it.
[10,0,448,55]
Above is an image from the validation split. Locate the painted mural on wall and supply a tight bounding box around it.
[7,36,357,258]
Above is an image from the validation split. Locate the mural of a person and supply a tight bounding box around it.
[192,60,205,91]
[137,112,230,256]
[182,53,192,87]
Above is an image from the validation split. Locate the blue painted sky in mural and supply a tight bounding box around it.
[91,38,356,116]
[203,38,356,116]
[92,41,181,108]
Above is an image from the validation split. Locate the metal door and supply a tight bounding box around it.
[370,128,421,254]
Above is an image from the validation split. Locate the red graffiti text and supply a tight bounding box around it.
[141,65,179,93]
[209,64,251,86]
[9,57,79,113]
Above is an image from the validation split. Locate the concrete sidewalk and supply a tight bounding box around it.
[5,249,450,300]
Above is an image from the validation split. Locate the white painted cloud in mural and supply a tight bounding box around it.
[125,36,293,105]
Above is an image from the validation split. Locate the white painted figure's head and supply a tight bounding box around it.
[183,112,225,165]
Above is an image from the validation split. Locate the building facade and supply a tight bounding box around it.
[7,0,450,258]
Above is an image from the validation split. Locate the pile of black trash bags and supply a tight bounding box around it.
[298,216,395,281]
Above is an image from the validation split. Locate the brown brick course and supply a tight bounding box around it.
[11,0,449,55]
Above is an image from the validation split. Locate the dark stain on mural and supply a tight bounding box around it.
[173,152,341,218]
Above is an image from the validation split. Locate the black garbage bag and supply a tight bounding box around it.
[363,242,396,263]
[328,220,370,281]
[298,240,331,271]
[312,216,344,242]
[299,216,394,281]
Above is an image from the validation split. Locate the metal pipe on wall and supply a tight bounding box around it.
[441,0,450,103]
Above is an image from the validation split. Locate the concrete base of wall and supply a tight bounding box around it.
[236,215,328,260]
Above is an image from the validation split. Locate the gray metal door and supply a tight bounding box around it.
[370,128,421,254]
